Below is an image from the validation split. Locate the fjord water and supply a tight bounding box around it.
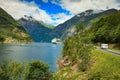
[0,43,63,71]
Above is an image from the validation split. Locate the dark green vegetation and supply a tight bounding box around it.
[62,23,93,71]
[0,60,52,80]
[0,7,32,43]
[90,10,120,44]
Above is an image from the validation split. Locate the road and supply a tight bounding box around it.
[100,48,120,56]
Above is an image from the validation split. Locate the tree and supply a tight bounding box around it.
[24,61,51,80]
[63,23,93,71]
[0,60,52,80]
[90,11,120,44]
[0,61,24,80]
[76,23,84,33]
[0,36,5,43]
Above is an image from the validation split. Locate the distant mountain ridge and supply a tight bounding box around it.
[47,9,118,41]
[0,7,32,43]
[18,17,52,42]
[18,9,118,42]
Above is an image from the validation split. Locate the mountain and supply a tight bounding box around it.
[48,9,118,41]
[0,7,32,43]
[17,9,118,42]
[18,16,52,42]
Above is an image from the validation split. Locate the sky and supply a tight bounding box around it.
[0,0,120,26]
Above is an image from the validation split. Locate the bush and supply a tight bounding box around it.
[62,23,93,71]
[0,60,52,80]
[0,36,5,43]
[24,61,51,80]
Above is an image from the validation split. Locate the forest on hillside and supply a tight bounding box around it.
[90,11,120,44]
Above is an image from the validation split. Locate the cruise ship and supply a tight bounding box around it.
[51,38,62,44]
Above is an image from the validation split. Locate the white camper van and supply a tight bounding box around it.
[101,44,108,49]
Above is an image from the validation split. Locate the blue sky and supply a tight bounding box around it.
[20,0,70,15]
[19,0,72,26]
[0,0,120,26]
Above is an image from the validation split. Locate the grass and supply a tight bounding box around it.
[53,49,120,80]
[52,67,84,80]
[89,49,120,80]
[109,47,120,52]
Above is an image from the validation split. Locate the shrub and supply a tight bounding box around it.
[0,60,52,80]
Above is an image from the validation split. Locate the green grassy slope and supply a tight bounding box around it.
[0,7,32,43]
[89,49,120,79]
[53,49,120,80]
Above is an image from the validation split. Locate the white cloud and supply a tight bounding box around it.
[51,0,60,5]
[42,0,48,3]
[0,0,53,24]
[55,0,120,14]
[50,13,73,26]
[0,0,71,26]
[1,0,119,26]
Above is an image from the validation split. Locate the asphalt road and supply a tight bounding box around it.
[100,48,120,56]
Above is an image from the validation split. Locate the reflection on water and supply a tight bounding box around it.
[0,43,63,71]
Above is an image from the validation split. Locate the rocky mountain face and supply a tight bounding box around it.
[48,9,117,41]
[18,16,52,42]
[18,9,118,42]
[0,7,32,43]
